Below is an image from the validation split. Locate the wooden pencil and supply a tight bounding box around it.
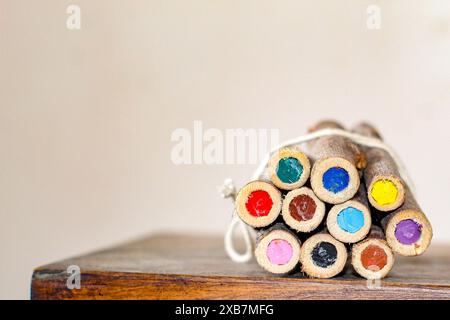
[235,181,282,228]
[352,122,406,212]
[267,147,311,190]
[299,231,348,278]
[381,186,432,256]
[307,120,365,204]
[281,187,326,233]
[255,223,302,274]
[326,184,372,243]
[351,225,395,280]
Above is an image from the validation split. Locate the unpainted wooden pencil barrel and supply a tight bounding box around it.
[327,184,372,243]
[307,120,364,204]
[267,147,311,190]
[299,231,347,278]
[281,187,326,233]
[351,226,395,280]
[255,223,302,274]
[352,122,405,212]
[381,187,432,256]
[235,181,282,228]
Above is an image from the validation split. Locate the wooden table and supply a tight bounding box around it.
[31,233,450,300]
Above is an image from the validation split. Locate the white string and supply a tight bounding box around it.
[220,178,256,263]
[224,214,255,263]
[222,128,415,263]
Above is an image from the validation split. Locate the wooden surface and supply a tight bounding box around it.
[31,233,450,300]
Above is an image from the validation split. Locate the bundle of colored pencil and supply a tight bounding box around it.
[235,120,432,280]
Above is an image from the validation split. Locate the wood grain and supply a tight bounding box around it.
[307,120,364,204]
[31,234,450,300]
[255,223,301,274]
[351,226,395,280]
[381,186,433,256]
[308,121,366,170]
[352,122,405,211]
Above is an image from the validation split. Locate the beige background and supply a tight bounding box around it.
[1,0,450,299]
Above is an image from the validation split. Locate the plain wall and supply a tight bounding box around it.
[1,0,449,299]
